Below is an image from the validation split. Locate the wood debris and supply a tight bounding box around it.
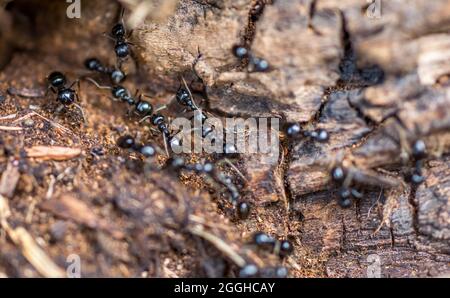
[25,146,82,161]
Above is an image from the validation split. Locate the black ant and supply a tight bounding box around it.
[84,58,125,84]
[330,166,364,208]
[106,9,133,62]
[252,232,293,258]
[286,123,329,143]
[47,71,85,122]
[86,78,173,155]
[232,44,270,72]
[117,135,156,158]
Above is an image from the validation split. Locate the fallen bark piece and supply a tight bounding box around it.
[40,194,124,239]
[0,162,20,198]
[0,125,23,131]
[25,146,82,161]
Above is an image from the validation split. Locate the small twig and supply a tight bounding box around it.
[222,158,248,183]
[45,175,56,200]
[0,125,23,131]
[188,214,231,231]
[188,225,246,267]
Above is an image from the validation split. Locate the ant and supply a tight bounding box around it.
[86,78,154,117]
[232,44,270,72]
[150,113,171,140]
[84,58,125,84]
[117,135,156,158]
[330,165,364,208]
[285,123,329,143]
[252,232,293,258]
[239,263,288,278]
[47,71,86,122]
[406,139,426,185]
[86,78,173,155]
[106,9,133,63]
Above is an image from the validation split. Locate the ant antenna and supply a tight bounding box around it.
[85,78,112,90]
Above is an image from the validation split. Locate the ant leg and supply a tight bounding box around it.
[127,29,134,39]
[102,32,116,42]
[85,78,112,90]
[155,105,167,112]
[69,79,80,90]
[46,86,56,97]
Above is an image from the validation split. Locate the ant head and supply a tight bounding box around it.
[117,135,135,149]
[48,71,66,88]
[331,166,346,183]
[286,123,301,137]
[232,44,249,59]
[84,58,101,71]
[412,139,426,160]
[111,69,125,84]
[111,23,125,38]
[237,201,250,219]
